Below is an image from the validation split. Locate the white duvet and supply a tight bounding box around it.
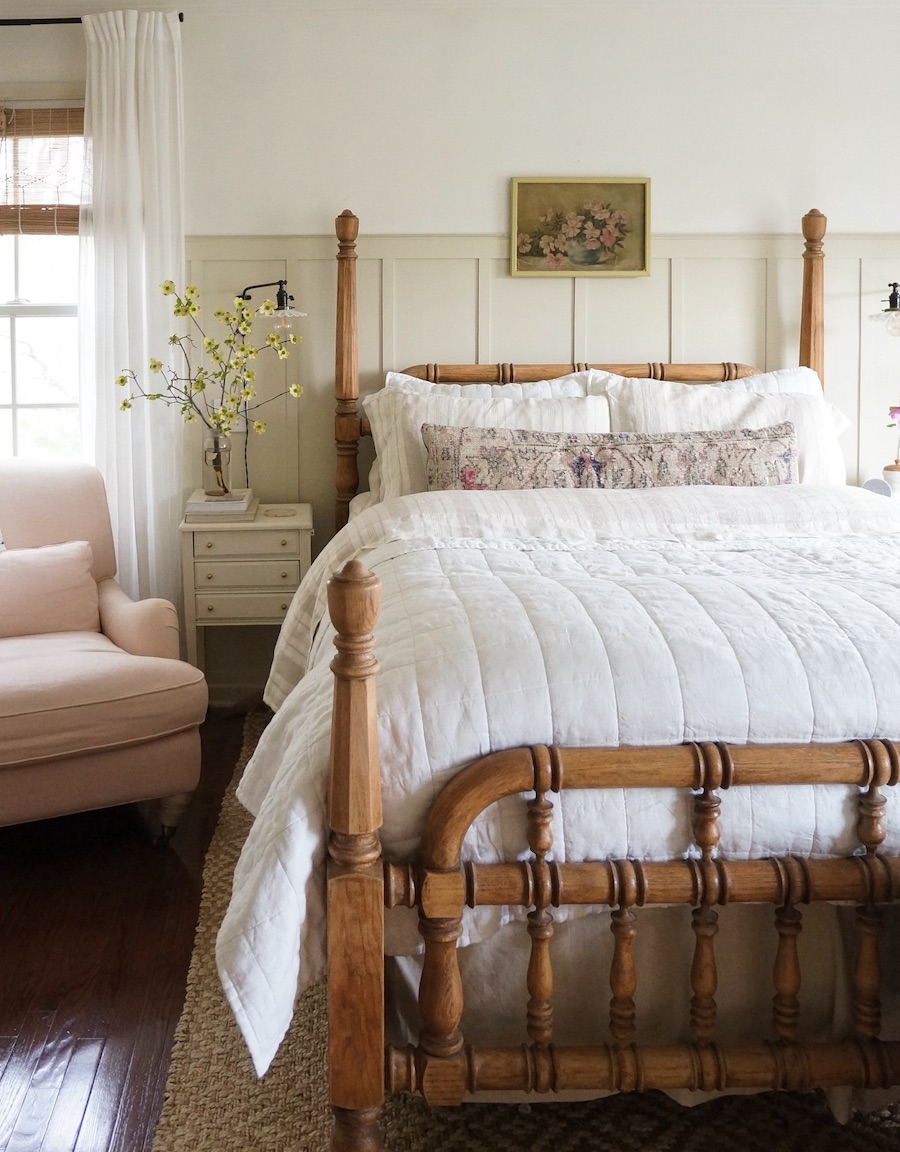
[217,485,900,1076]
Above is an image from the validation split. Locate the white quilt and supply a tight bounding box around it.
[216,485,900,1075]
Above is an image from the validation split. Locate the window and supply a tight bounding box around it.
[0,106,84,458]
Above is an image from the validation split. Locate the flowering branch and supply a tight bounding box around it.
[116,282,303,437]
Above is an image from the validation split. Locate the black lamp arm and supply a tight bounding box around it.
[239,279,294,311]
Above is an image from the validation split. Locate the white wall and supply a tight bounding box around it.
[14,1,888,237]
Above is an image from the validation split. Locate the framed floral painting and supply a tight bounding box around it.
[511,177,650,277]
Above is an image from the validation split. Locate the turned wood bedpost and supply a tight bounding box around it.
[800,207,826,383]
[335,210,361,533]
[326,559,384,1152]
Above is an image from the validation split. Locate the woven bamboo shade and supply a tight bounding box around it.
[0,107,84,235]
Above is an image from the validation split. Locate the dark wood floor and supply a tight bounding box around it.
[0,709,244,1152]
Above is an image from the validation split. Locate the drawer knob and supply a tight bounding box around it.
[280,539,288,547]
[281,571,288,579]
[207,605,215,612]
[206,573,214,580]
[206,541,213,549]
[281,603,288,611]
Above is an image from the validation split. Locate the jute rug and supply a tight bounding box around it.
[153,709,900,1151]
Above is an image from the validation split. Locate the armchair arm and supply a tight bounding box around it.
[98,578,181,660]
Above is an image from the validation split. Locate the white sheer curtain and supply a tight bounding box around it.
[79,10,185,604]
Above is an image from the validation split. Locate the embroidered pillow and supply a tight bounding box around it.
[601,377,847,485]
[422,422,799,492]
[363,389,611,499]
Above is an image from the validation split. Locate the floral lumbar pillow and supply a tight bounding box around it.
[422,421,799,492]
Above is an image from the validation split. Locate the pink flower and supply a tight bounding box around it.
[544,253,567,269]
[600,224,621,249]
[517,232,534,254]
[889,406,900,423]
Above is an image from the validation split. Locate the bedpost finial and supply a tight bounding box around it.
[328,560,380,642]
[802,208,827,244]
[335,210,359,243]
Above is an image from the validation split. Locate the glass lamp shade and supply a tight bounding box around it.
[870,309,900,336]
[272,305,307,335]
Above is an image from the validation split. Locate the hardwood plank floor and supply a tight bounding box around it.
[0,708,244,1152]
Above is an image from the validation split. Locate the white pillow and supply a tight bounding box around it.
[603,377,848,485]
[723,366,826,396]
[363,389,612,499]
[383,369,611,399]
[0,540,99,638]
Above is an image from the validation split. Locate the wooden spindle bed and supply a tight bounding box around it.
[320,208,900,1151]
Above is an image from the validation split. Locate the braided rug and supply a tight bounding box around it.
[151,709,900,1152]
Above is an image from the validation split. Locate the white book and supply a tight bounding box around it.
[185,487,253,513]
[185,497,260,524]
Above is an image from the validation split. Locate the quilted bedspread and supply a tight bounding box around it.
[216,485,900,1074]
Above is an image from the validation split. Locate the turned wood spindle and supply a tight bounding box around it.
[773,902,803,1042]
[853,905,884,1041]
[690,904,719,1044]
[526,791,555,1048]
[852,770,889,1042]
[418,915,465,1061]
[609,907,638,1046]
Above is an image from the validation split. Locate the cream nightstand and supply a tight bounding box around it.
[179,502,313,669]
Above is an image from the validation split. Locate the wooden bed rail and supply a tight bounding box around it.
[333,208,828,533]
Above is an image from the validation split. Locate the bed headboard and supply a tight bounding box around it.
[334,207,827,532]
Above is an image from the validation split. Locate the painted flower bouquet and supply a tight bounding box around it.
[117,282,303,438]
[517,200,630,270]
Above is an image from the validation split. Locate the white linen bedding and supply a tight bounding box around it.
[217,485,900,1076]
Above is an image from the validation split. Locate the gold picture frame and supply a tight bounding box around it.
[511,176,650,277]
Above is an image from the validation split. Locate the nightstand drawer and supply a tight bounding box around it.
[195,592,295,621]
[194,559,301,589]
[193,529,301,557]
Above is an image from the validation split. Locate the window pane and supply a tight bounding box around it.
[16,316,78,403]
[0,235,13,302]
[0,317,9,403]
[17,235,79,303]
[17,406,80,459]
[0,410,11,457]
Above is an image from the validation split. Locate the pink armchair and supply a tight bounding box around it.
[0,459,208,838]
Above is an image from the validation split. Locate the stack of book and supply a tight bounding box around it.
[184,488,259,523]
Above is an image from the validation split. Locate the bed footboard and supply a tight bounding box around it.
[384,741,900,1101]
[325,562,900,1151]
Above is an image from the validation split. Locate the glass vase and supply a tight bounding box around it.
[203,432,232,497]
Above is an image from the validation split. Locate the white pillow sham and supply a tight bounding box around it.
[603,377,848,485]
[363,388,612,499]
[590,365,827,397]
[383,368,609,399]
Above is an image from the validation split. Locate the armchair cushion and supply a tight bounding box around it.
[0,631,208,769]
[0,541,100,639]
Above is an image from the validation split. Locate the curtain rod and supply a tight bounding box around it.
[0,13,184,25]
